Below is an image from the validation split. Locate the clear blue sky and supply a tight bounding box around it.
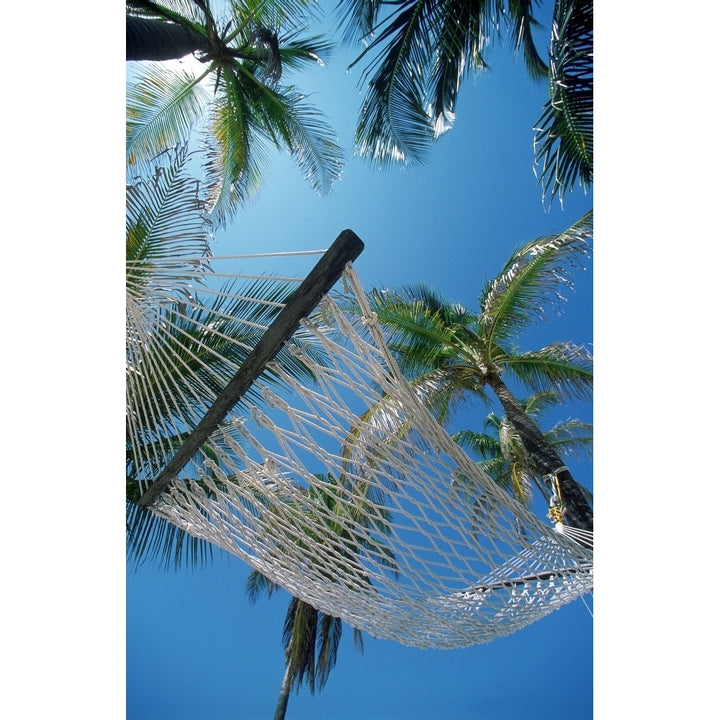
[126,5,594,719]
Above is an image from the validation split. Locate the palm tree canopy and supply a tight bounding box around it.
[127,0,345,228]
[453,389,592,508]
[336,0,549,165]
[352,211,593,530]
[334,0,591,203]
[362,211,592,418]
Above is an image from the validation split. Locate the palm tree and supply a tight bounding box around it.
[245,472,394,720]
[353,211,594,531]
[126,143,327,570]
[126,0,344,228]
[335,0,592,203]
[246,571,364,720]
[453,390,592,520]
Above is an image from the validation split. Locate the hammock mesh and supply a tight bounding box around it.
[126,245,593,649]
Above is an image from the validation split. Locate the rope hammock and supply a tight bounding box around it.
[126,232,593,649]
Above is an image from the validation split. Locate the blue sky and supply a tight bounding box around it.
[126,5,594,719]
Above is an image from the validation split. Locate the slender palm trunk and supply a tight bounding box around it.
[485,373,593,533]
[126,16,211,61]
[273,663,293,720]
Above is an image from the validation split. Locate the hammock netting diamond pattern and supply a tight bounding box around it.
[127,248,593,649]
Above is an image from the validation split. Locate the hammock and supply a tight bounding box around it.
[126,232,593,649]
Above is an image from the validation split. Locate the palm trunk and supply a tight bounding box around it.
[485,373,593,534]
[126,16,211,61]
[273,663,294,720]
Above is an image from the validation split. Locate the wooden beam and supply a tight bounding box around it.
[137,229,364,509]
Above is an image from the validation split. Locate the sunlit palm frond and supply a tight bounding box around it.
[276,32,336,74]
[428,2,489,133]
[268,88,346,196]
[203,62,344,226]
[520,388,565,417]
[202,65,270,226]
[480,210,592,344]
[126,144,211,269]
[503,342,592,402]
[452,428,501,459]
[363,284,475,372]
[127,63,212,174]
[533,0,593,205]
[544,418,593,461]
[352,1,438,165]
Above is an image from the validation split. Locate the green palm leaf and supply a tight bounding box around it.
[533,0,593,204]
[202,66,268,225]
[352,0,438,165]
[202,59,344,227]
[452,391,592,511]
[506,0,549,81]
[503,342,592,402]
[343,0,550,165]
[128,1,344,228]
[127,63,212,175]
[480,210,592,345]
[126,144,211,265]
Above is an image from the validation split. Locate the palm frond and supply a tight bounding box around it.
[315,614,343,691]
[126,144,211,268]
[347,0,553,164]
[202,65,269,226]
[266,87,346,197]
[452,428,501,458]
[520,388,564,417]
[480,211,592,345]
[533,0,593,205]
[245,569,280,603]
[543,418,593,461]
[352,0,438,165]
[203,62,344,227]
[505,0,548,80]
[127,63,212,175]
[334,0,384,43]
[284,598,318,694]
[127,0,205,25]
[428,1,490,133]
[503,341,593,403]
[228,0,321,32]
[126,499,219,571]
[276,32,336,74]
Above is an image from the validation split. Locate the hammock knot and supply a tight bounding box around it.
[251,405,272,428]
[261,386,288,411]
[361,311,379,328]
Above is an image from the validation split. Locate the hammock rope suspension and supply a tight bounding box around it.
[127,232,593,649]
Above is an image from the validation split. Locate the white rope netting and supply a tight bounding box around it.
[127,250,593,649]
